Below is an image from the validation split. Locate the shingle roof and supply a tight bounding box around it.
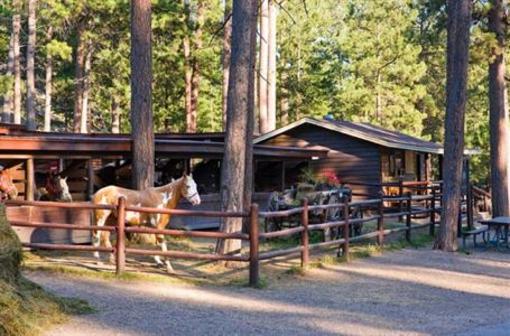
[254,117,480,155]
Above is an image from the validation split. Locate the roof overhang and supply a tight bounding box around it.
[0,133,328,160]
[255,118,479,156]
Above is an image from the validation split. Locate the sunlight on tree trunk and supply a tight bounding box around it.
[80,47,93,134]
[44,27,53,132]
[435,0,472,252]
[258,0,269,134]
[216,0,258,256]
[267,0,277,131]
[111,95,121,134]
[26,0,37,130]
[221,0,232,130]
[131,0,154,190]
[12,0,21,124]
[73,23,85,133]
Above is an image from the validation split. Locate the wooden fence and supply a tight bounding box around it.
[6,191,441,287]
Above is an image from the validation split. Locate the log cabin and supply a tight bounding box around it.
[254,117,479,197]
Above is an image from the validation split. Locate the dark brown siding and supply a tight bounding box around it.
[261,124,381,197]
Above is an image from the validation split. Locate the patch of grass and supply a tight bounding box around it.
[285,265,307,276]
[261,230,323,252]
[300,233,435,271]
[227,275,268,289]
[23,262,200,286]
[384,233,435,251]
[0,277,94,336]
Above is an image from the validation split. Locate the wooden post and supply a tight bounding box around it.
[281,161,286,191]
[377,192,384,246]
[439,182,444,209]
[398,178,404,222]
[26,158,34,201]
[430,187,436,236]
[342,198,350,260]
[457,201,463,238]
[300,198,309,268]
[406,191,412,242]
[467,183,474,230]
[87,158,94,201]
[249,203,259,287]
[116,196,126,275]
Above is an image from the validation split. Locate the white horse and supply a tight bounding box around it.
[92,174,201,272]
[35,175,73,202]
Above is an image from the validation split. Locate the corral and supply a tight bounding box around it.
[0,118,485,287]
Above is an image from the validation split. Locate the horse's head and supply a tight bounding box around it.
[0,169,18,200]
[180,174,201,205]
[56,176,73,202]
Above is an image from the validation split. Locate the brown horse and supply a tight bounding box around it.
[92,174,201,272]
[0,168,18,201]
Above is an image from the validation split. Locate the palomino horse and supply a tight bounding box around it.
[92,174,201,272]
[0,168,18,200]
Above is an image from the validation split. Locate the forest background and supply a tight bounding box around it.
[0,0,500,183]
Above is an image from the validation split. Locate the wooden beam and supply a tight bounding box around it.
[26,158,34,201]
[281,161,286,191]
[87,159,94,200]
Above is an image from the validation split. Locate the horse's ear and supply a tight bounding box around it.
[189,173,193,178]
[63,176,68,181]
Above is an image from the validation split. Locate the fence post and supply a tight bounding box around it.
[377,192,384,246]
[116,196,126,275]
[398,179,404,222]
[406,191,412,242]
[429,187,436,236]
[249,203,259,288]
[467,183,474,230]
[342,198,350,260]
[300,198,309,268]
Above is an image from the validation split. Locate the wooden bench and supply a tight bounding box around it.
[462,225,488,249]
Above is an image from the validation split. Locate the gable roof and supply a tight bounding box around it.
[254,117,480,155]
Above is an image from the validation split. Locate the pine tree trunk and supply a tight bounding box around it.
[183,37,192,131]
[216,0,258,255]
[189,1,204,133]
[258,0,269,134]
[267,0,277,131]
[2,32,14,123]
[221,1,232,130]
[488,0,510,216]
[279,60,288,125]
[280,89,289,126]
[130,0,154,190]
[26,0,37,130]
[435,0,472,251]
[111,95,121,134]
[183,0,193,132]
[44,27,53,132]
[73,23,85,133]
[12,2,21,125]
[81,47,93,133]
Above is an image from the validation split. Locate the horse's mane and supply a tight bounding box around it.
[153,176,185,194]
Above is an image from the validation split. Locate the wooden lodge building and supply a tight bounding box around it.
[254,117,478,197]
[1,117,478,237]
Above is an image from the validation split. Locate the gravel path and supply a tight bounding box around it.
[29,248,510,336]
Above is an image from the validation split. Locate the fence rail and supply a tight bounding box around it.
[6,189,444,287]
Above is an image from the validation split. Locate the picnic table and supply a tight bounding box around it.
[479,216,510,249]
